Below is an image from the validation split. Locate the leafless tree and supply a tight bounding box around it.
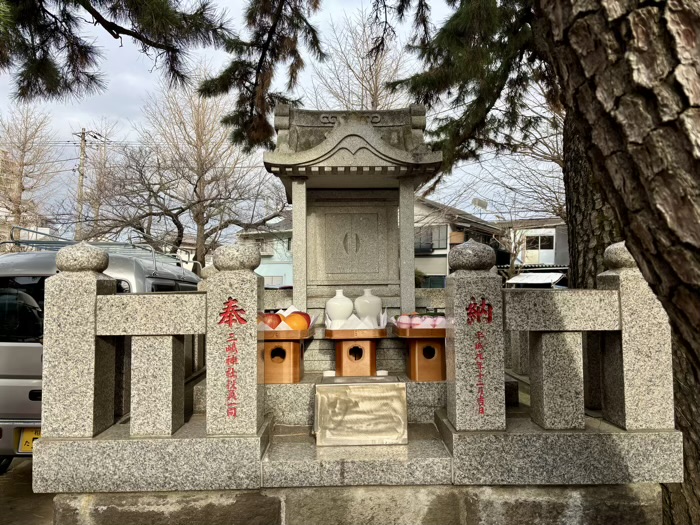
[300,8,411,111]
[72,69,286,266]
[0,104,63,241]
[84,119,121,230]
[473,84,565,221]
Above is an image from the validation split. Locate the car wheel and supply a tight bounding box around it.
[0,456,12,475]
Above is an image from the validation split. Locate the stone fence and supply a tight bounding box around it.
[32,240,682,494]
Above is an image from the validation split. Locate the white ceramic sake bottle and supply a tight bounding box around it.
[354,289,382,324]
[325,290,354,329]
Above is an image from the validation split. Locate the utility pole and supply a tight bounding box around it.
[75,128,86,241]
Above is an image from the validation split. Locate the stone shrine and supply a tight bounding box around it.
[32,105,684,525]
[264,105,441,313]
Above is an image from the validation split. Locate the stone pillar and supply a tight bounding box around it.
[445,240,506,431]
[529,332,585,429]
[291,177,307,311]
[205,244,265,435]
[582,332,603,410]
[195,265,219,371]
[399,178,415,313]
[113,336,131,418]
[42,243,116,438]
[597,242,675,430]
[511,330,530,376]
[130,335,185,436]
[503,330,512,369]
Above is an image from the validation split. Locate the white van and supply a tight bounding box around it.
[0,249,200,472]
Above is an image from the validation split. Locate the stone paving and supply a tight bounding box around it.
[0,459,53,525]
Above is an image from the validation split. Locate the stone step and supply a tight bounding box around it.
[261,423,452,487]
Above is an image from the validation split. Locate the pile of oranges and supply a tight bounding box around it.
[258,311,311,330]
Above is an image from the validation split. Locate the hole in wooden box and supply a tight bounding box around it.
[348,346,364,361]
[270,347,287,363]
[422,345,437,360]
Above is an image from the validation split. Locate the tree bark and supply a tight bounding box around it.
[665,335,700,525]
[563,110,622,289]
[538,0,700,520]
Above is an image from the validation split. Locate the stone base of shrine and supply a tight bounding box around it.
[32,416,273,493]
[34,411,682,494]
[52,484,665,525]
[435,409,683,485]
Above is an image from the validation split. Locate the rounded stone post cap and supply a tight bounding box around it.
[448,239,496,271]
[56,242,109,272]
[213,243,261,271]
[604,241,637,269]
[200,265,219,279]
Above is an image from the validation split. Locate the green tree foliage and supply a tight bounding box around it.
[0,0,230,100]
[198,0,326,151]
[382,0,560,189]
[0,1,9,27]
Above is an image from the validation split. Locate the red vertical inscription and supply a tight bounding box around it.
[219,298,247,418]
[467,296,493,415]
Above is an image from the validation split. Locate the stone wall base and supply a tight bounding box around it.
[53,484,662,525]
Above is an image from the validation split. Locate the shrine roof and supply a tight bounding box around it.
[263,105,443,197]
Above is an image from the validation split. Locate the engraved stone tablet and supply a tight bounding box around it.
[314,376,408,446]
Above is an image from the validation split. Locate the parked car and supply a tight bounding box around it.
[0,249,200,473]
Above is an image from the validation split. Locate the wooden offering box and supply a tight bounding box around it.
[392,326,446,382]
[325,329,388,377]
[260,327,315,384]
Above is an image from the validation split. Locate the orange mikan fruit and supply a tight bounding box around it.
[285,312,309,330]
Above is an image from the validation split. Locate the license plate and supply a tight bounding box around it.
[18,428,41,453]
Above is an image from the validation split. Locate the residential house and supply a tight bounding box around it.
[413,197,501,288]
[496,217,569,270]
[238,210,293,287]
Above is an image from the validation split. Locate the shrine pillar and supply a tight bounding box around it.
[445,240,506,431]
[596,242,675,430]
[205,244,265,436]
[399,177,415,313]
[291,177,307,311]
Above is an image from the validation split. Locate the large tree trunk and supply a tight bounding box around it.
[538,0,700,520]
[563,108,622,411]
[563,110,622,289]
[665,336,700,525]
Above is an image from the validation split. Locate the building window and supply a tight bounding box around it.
[258,239,274,255]
[418,275,446,289]
[414,225,448,251]
[287,237,292,252]
[264,275,284,287]
[539,235,554,250]
[523,235,556,265]
[525,235,554,251]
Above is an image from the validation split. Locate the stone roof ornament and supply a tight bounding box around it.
[55,242,109,272]
[448,239,496,271]
[213,243,261,271]
[604,241,637,269]
[263,105,443,200]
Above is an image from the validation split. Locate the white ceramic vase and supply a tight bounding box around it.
[354,289,382,323]
[325,290,353,328]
